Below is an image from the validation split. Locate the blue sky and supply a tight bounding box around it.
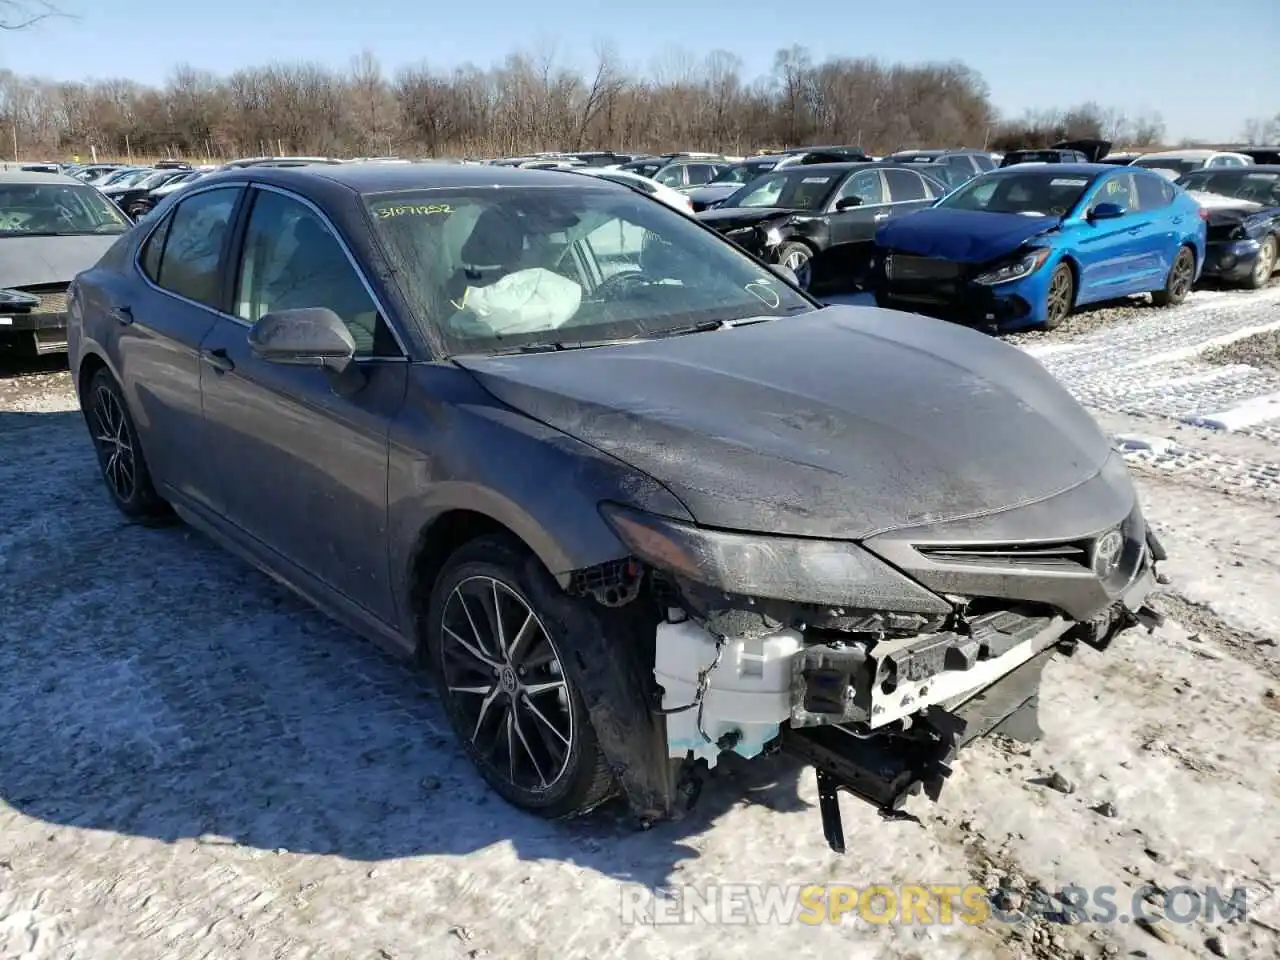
[2,0,1276,142]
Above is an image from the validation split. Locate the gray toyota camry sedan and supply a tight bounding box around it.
[67,162,1163,850]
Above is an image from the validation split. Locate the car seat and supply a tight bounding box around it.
[447,206,527,307]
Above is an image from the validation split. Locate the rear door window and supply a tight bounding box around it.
[884,168,930,202]
[151,186,242,308]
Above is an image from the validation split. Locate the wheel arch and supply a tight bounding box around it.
[75,349,112,412]
[403,503,590,664]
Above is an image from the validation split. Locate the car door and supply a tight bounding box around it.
[197,184,409,624]
[825,168,890,245]
[117,183,245,512]
[1071,173,1146,301]
[807,169,889,294]
[1133,172,1182,285]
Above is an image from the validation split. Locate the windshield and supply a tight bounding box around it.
[1132,157,1199,175]
[1179,170,1280,206]
[365,185,813,356]
[109,169,153,187]
[938,170,1097,217]
[621,161,664,179]
[711,161,778,185]
[721,169,841,210]
[0,183,131,236]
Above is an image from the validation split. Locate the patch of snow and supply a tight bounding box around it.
[1183,391,1280,432]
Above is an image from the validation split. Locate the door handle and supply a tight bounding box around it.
[110,304,133,325]
[873,212,890,221]
[201,348,234,373]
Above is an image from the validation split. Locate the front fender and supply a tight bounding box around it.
[386,364,695,629]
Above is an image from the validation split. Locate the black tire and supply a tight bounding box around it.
[1244,235,1277,290]
[775,241,812,276]
[1152,246,1196,307]
[426,534,615,818]
[84,368,174,524]
[1042,262,1074,330]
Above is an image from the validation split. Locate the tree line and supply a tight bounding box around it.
[0,39,1266,163]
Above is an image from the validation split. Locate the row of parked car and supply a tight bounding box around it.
[2,139,1277,357]
[534,138,1279,331]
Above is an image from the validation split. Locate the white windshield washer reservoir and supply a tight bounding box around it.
[654,619,804,767]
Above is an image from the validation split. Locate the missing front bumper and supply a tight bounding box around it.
[783,646,1052,853]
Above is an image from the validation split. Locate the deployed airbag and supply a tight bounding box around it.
[461,267,583,334]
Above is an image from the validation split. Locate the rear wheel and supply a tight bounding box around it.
[1042,263,1074,329]
[1244,235,1277,290]
[85,368,173,524]
[427,535,615,818]
[1152,246,1196,306]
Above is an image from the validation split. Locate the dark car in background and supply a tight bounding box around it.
[1238,147,1280,165]
[0,170,131,355]
[1000,148,1092,167]
[883,149,996,188]
[65,161,1160,850]
[681,155,787,211]
[697,161,947,296]
[1177,166,1280,288]
[110,169,205,219]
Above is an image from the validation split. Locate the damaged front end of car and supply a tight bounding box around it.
[566,473,1165,853]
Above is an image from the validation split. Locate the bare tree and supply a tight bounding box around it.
[1,41,1203,162]
[1,0,66,29]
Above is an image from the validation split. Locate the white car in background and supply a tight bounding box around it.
[571,166,695,214]
[1130,149,1255,180]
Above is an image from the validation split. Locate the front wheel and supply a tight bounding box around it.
[427,535,615,818]
[1244,235,1277,290]
[1042,263,1074,329]
[1152,246,1196,306]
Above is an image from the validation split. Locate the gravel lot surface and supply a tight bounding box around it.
[2,285,1279,960]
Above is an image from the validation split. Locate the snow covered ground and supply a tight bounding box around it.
[1,286,1278,960]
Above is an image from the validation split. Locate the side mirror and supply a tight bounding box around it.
[835,196,863,211]
[1088,201,1125,221]
[248,307,364,393]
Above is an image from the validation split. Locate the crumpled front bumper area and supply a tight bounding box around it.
[652,529,1164,852]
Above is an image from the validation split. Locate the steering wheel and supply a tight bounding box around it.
[594,270,659,300]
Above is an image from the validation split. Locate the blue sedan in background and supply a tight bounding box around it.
[870,164,1207,330]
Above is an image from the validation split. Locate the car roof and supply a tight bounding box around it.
[0,170,85,186]
[1138,149,1236,160]
[1184,164,1280,174]
[987,162,1114,176]
[201,161,608,194]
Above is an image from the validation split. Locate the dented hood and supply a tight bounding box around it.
[456,306,1111,540]
[875,207,1062,263]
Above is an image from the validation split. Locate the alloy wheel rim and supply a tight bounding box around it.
[784,249,809,270]
[1171,252,1193,297]
[440,575,574,792]
[1255,242,1276,284]
[1047,270,1071,321]
[92,386,137,502]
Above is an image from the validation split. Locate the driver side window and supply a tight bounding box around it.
[1091,174,1138,213]
[831,169,886,207]
[234,189,394,356]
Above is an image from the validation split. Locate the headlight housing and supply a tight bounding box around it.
[973,248,1051,285]
[0,288,40,311]
[600,503,951,613]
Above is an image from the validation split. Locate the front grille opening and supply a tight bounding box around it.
[915,540,1091,569]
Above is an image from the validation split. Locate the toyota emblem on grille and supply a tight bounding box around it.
[1092,529,1125,579]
